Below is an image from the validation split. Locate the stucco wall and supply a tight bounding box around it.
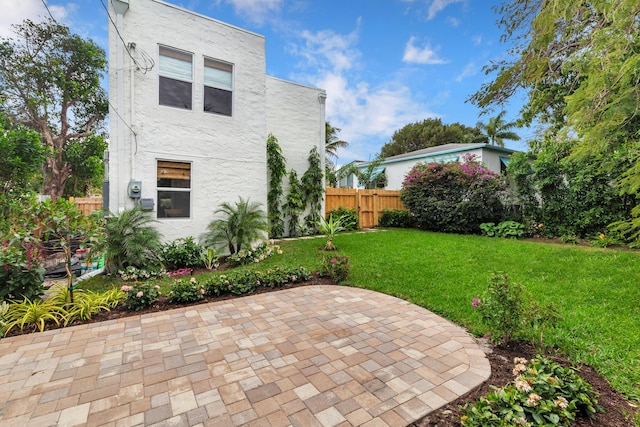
[109,0,267,242]
[266,77,326,233]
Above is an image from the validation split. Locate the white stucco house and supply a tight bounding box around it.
[107,0,326,241]
[344,143,518,190]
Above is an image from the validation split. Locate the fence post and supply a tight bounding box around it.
[373,193,379,227]
[356,189,362,228]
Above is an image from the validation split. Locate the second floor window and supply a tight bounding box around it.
[159,46,193,110]
[204,58,232,116]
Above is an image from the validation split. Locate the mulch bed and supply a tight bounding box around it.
[413,341,637,426]
[7,272,639,425]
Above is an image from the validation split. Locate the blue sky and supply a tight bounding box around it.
[1,0,532,163]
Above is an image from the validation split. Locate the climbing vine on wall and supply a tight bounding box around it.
[266,134,286,238]
[284,169,304,237]
[301,146,324,231]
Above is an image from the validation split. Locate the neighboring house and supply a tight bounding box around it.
[108,0,326,242]
[348,143,518,190]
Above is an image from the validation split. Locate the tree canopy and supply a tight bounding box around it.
[470,0,640,238]
[379,118,483,157]
[0,18,108,199]
[0,113,46,200]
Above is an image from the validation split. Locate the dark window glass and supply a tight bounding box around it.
[157,191,190,218]
[204,86,232,116]
[159,76,192,110]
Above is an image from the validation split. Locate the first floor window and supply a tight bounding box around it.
[157,160,191,218]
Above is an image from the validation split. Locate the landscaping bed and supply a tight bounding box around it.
[415,341,635,427]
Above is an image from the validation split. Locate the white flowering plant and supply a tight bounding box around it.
[461,356,601,426]
[227,242,282,266]
[121,282,161,311]
[117,266,166,282]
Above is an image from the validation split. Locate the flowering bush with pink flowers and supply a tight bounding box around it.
[461,356,601,426]
[320,255,351,283]
[120,282,160,311]
[167,277,206,304]
[401,155,506,234]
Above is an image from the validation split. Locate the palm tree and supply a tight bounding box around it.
[200,197,269,254]
[325,122,349,167]
[475,111,521,147]
[325,122,349,186]
[99,207,163,273]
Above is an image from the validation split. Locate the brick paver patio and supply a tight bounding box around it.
[0,285,490,427]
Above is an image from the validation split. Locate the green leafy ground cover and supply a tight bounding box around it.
[81,229,640,401]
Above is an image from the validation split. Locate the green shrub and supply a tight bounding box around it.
[401,156,506,234]
[200,247,220,270]
[320,254,351,283]
[480,221,526,239]
[474,272,526,344]
[160,236,204,270]
[328,207,359,231]
[379,209,413,228]
[120,282,160,311]
[461,356,601,426]
[167,277,205,303]
[203,266,311,297]
[0,237,45,302]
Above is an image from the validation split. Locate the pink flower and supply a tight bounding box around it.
[515,377,532,392]
[199,288,205,295]
[471,297,479,307]
[120,285,133,292]
[554,396,568,409]
[513,363,527,375]
[154,285,160,290]
[136,291,144,298]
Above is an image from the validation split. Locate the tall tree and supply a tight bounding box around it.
[63,134,108,197]
[470,0,640,237]
[0,19,108,199]
[475,111,521,147]
[380,118,482,157]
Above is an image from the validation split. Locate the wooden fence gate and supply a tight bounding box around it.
[325,187,405,228]
[69,197,103,215]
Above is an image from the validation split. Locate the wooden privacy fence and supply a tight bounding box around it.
[325,187,405,228]
[69,197,103,215]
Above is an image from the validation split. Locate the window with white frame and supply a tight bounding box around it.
[203,58,233,116]
[159,46,193,110]
[157,160,191,218]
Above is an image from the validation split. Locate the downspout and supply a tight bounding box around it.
[112,0,130,212]
[129,42,136,182]
[318,91,327,217]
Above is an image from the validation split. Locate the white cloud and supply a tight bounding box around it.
[455,61,477,82]
[427,0,465,20]
[472,35,483,46]
[222,0,282,24]
[291,23,436,161]
[447,16,460,27]
[1,0,44,38]
[402,36,447,65]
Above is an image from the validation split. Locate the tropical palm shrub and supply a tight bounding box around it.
[316,215,345,250]
[99,207,163,273]
[200,197,269,255]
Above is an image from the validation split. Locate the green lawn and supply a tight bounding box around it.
[269,229,640,401]
[82,228,640,401]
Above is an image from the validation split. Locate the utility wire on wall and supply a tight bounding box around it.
[100,0,155,73]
